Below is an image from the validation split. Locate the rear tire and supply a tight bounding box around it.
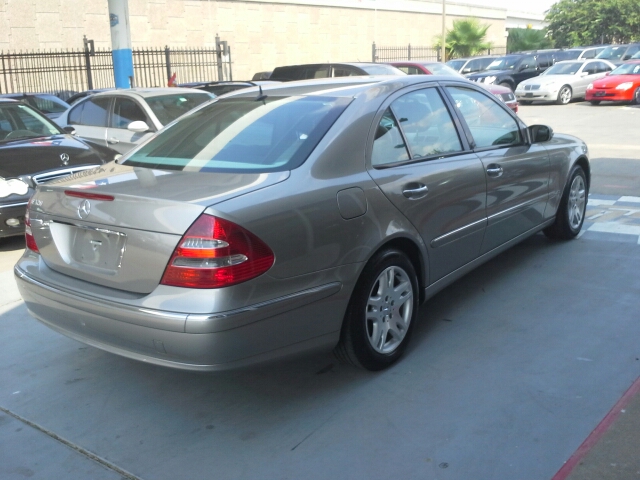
[557,85,572,105]
[335,249,418,371]
[589,100,601,105]
[544,165,588,240]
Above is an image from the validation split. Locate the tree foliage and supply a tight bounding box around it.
[433,18,493,59]
[507,28,552,52]
[546,0,640,47]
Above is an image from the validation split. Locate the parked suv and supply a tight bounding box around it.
[467,51,562,90]
[445,56,497,75]
[269,63,404,81]
[561,46,606,61]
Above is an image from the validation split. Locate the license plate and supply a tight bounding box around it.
[51,222,127,272]
[525,93,533,97]
[594,91,605,97]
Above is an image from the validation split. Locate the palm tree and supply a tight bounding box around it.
[434,18,493,59]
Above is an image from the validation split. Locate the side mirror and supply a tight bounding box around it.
[127,120,150,133]
[63,125,76,135]
[462,67,471,74]
[580,71,590,77]
[605,71,611,76]
[528,124,554,143]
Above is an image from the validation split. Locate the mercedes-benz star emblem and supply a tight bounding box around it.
[77,199,91,219]
[60,153,70,165]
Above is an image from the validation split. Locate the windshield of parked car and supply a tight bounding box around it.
[445,60,466,71]
[609,63,640,75]
[596,45,628,61]
[0,103,61,142]
[422,63,464,77]
[486,56,520,71]
[542,62,583,76]
[144,93,213,125]
[359,64,406,75]
[29,95,69,115]
[561,50,582,60]
[122,95,351,173]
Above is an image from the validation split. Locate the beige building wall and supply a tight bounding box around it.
[0,0,507,80]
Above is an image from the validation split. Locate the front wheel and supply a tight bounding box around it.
[632,87,640,105]
[498,82,512,91]
[557,85,572,105]
[335,249,418,371]
[544,165,588,240]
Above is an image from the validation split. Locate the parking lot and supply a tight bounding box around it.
[1,101,640,480]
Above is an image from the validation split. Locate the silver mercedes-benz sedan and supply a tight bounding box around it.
[15,75,590,371]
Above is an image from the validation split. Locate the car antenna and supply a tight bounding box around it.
[256,85,267,102]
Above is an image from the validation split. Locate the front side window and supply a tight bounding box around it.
[517,55,537,72]
[391,88,462,158]
[111,98,148,129]
[123,95,350,173]
[446,86,521,149]
[144,93,211,126]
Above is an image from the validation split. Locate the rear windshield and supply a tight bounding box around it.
[596,45,628,61]
[145,93,212,125]
[122,95,351,173]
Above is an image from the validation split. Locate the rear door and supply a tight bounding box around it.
[105,96,156,154]
[444,85,550,254]
[366,85,487,283]
[66,96,111,148]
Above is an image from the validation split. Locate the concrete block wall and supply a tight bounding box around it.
[1,0,507,81]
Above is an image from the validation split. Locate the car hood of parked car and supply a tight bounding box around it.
[591,73,640,88]
[0,134,111,179]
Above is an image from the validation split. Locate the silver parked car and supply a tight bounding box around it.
[55,88,213,154]
[516,59,616,104]
[16,76,590,371]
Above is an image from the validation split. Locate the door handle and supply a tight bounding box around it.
[486,164,503,177]
[402,183,428,199]
[107,137,120,144]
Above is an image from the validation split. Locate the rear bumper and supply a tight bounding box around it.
[15,265,344,371]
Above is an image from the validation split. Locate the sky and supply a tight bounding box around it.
[458,0,557,15]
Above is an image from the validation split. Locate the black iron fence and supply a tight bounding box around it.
[0,38,232,97]
[372,42,508,62]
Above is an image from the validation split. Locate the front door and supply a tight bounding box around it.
[366,86,487,283]
[105,97,155,154]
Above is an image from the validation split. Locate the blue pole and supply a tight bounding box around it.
[108,0,134,88]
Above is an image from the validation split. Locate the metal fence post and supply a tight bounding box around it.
[215,34,223,81]
[164,46,171,84]
[84,47,94,90]
[372,42,376,62]
[408,44,411,61]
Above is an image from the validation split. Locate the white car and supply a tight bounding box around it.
[55,88,213,154]
[515,59,616,105]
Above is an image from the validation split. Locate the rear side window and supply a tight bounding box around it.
[123,95,351,172]
[69,97,110,126]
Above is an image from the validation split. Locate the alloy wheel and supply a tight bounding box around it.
[568,174,586,230]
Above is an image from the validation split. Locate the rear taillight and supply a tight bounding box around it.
[24,198,39,253]
[160,214,274,289]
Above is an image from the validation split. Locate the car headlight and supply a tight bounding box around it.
[616,82,634,91]
[0,177,29,198]
[587,83,593,90]
[484,75,497,84]
[515,84,524,91]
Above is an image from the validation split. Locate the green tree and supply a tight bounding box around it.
[507,28,552,52]
[546,0,640,47]
[434,18,493,59]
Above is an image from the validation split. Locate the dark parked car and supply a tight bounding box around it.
[269,62,405,81]
[0,99,115,238]
[467,51,563,90]
[0,93,70,120]
[16,76,589,372]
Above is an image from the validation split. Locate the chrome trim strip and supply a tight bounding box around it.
[32,165,97,184]
[0,201,28,209]
[487,197,544,224]
[430,218,487,249]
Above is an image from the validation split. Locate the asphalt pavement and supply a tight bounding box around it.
[1,101,639,480]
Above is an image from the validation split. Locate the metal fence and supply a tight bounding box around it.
[0,38,232,97]
[372,43,508,62]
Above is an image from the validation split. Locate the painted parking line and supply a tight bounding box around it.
[551,376,640,480]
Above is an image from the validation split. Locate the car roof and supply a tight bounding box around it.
[91,87,210,99]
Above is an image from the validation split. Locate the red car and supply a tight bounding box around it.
[585,60,640,105]
[389,61,519,113]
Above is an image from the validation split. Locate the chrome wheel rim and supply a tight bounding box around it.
[366,266,414,354]
[560,87,571,104]
[568,174,586,230]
